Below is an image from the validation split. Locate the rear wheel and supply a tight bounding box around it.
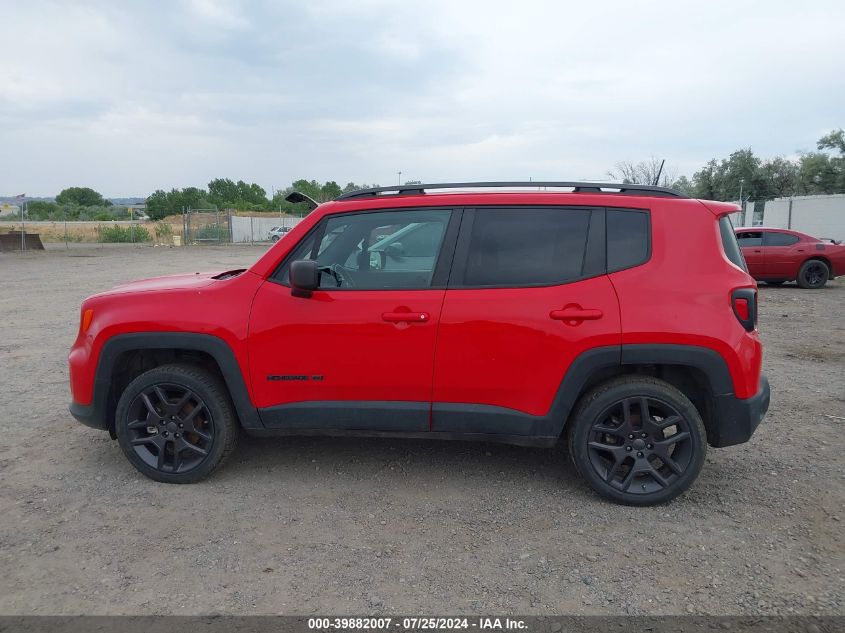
[797,260,829,289]
[115,364,238,483]
[568,376,707,505]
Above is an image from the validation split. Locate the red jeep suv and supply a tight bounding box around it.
[69,182,770,505]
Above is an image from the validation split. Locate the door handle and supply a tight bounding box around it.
[550,306,603,322]
[382,311,430,323]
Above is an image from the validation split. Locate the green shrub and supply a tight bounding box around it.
[195,223,226,241]
[155,222,173,240]
[97,224,152,243]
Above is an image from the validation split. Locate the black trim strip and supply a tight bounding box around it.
[74,337,761,451]
[620,344,734,395]
[77,332,262,433]
[259,401,429,432]
[244,427,558,448]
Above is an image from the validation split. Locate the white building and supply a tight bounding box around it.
[731,193,845,240]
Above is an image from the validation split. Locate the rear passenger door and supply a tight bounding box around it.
[761,231,801,278]
[431,206,622,436]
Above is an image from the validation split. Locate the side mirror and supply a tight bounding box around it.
[290,260,319,297]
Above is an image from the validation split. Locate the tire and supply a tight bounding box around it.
[271,235,280,243]
[796,259,829,289]
[764,280,786,286]
[567,376,707,506]
[115,364,239,483]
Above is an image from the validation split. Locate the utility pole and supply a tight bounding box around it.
[20,195,26,252]
[397,171,402,185]
[739,179,745,225]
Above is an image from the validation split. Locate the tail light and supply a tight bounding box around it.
[731,288,757,331]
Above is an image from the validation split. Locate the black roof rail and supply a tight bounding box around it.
[336,181,688,200]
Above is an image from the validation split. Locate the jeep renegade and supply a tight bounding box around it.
[69,182,770,505]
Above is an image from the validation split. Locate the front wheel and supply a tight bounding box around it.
[797,260,829,289]
[567,376,707,505]
[115,364,239,483]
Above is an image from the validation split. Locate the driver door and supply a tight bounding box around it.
[248,208,459,432]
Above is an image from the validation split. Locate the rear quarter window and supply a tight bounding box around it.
[607,209,650,272]
[720,216,748,271]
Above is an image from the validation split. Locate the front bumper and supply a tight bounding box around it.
[709,374,770,447]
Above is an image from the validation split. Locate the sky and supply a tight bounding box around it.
[1,0,843,197]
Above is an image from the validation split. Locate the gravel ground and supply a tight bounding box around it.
[0,245,842,616]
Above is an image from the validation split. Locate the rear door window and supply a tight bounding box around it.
[763,231,799,246]
[458,207,593,287]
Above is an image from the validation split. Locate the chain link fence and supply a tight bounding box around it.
[1,207,304,250]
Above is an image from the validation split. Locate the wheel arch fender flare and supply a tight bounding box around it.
[550,344,735,436]
[92,332,262,432]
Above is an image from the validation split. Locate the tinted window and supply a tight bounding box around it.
[764,231,799,246]
[736,231,762,247]
[463,208,591,287]
[719,216,747,271]
[607,209,650,272]
[280,209,451,290]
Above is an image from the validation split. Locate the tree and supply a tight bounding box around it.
[26,201,59,220]
[607,158,677,187]
[690,159,719,200]
[56,186,107,207]
[671,175,695,196]
[145,190,172,221]
[796,152,840,194]
[145,187,212,220]
[759,157,799,199]
[320,181,342,201]
[817,129,845,154]
[178,186,210,211]
[207,178,268,209]
[688,149,765,201]
[343,182,380,193]
[207,178,240,206]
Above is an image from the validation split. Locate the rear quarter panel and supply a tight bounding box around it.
[610,199,761,398]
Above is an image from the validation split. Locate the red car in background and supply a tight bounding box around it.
[735,227,845,288]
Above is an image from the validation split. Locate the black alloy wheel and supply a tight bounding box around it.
[569,376,707,505]
[125,383,214,474]
[115,364,238,483]
[586,396,693,495]
[797,260,829,289]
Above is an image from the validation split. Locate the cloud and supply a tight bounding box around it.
[184,0,250,31]
[0,0,843,196]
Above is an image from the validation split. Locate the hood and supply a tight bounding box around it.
[99,271,223,296]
